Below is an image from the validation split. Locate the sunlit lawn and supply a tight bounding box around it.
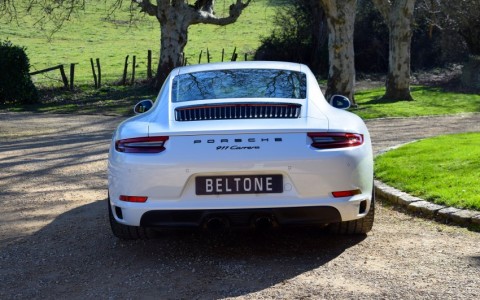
[354,86,480,119]
[375,132,480,211]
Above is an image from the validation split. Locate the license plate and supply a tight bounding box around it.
[196,175,283,195]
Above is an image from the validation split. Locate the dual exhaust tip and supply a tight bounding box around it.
[203,215,275,233]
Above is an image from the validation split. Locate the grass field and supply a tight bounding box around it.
[375,133,480,211]
[0,0,278,87]
[3,84,480,117]
[353,86,480,119]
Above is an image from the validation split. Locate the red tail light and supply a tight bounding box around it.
[308,133,364,149]
[332,189,362,198]
[119,195,148,203]
[115,136,169,153]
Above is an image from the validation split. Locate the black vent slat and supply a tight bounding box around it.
[175,103,302,122]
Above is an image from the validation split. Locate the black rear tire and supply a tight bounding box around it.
[328,187,375,235]
[108,197,154,240]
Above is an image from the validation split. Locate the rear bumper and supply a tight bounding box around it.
[109,192,372,227]
[139,206,342,228]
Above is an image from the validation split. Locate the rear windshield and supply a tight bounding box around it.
[172,69,307,102]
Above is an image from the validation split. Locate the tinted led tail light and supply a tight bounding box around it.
[115,136,169,153]
[308,133,363,149]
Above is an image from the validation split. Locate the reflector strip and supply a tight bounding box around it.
[332,189,362,198]
[119,195,148,203]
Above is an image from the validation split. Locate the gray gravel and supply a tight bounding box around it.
[0,112,479,299]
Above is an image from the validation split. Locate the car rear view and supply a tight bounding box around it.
[108,61,374,239]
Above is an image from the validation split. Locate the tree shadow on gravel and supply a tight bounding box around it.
[0,199,366,299]
[0,112,366,298]
[468,256,480,267]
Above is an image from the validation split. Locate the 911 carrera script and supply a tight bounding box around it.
[216,145,260,150]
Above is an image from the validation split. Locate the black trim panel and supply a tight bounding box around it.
[140,206,341,228]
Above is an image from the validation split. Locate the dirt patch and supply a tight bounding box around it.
[0,112,479,299]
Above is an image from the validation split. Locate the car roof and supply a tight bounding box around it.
[175,61,306,75]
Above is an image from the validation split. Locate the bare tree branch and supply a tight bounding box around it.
[193,0,215,14]
[190,0,251,25]
[132,0,157,16]
[0,0,18,22]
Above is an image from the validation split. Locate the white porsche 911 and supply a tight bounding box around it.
[108,61,374,239]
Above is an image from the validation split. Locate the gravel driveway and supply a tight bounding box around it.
[0,112,479,299]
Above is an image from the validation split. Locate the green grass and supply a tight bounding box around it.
[2,85,156,116]
[375,133,480,211]
[353,86,480,119]
[3,82,480,118]
[0,0,277,87]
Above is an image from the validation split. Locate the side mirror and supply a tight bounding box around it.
[329,95,351,110]
[133,99,154,114]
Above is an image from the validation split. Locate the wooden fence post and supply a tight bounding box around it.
[96,58,101,88]
[58,65,69,89]
[69,63,76,91]
[231,47,237,62]
[90,58,98,88]
[122,55,129,85]
[198,50,203,64]
[221,49,225,62]
[207,48,210,63]
[147,50,152,79]
[131,55,136,85]
[30,65,69,89]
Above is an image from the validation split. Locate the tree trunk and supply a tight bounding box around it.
[154,19,189,89]
[309,1,327,75]
[372,0,415,101]
[384,0,414,100]
[461,55,480,91]
[133,0,251,89]
[321,0,357,104]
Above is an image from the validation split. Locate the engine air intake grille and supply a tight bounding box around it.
[175,103,302,121]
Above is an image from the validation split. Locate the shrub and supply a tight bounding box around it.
[354,0,389,73]
[254,0,329,76]
[0,40,39,104]
[355,0,468,71]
